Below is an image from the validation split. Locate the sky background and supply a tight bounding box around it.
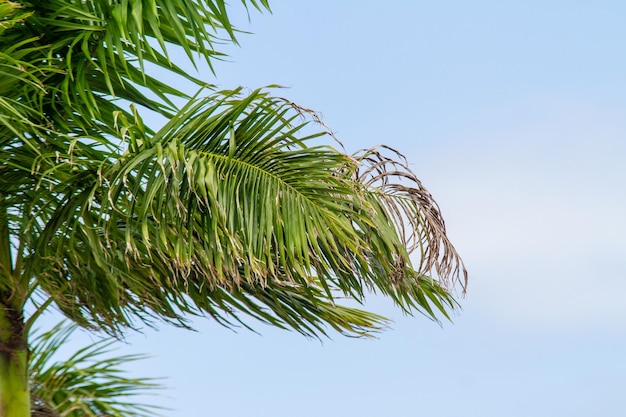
[41,1,626,416]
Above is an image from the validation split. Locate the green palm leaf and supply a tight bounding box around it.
[29,322,162,417]
[21,87,465,337]
[1,1,468,414]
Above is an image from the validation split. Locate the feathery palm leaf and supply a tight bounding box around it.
[22,87,465,337]
[0,1,468,416]
[1,0,465,339]
[29,322,162,417]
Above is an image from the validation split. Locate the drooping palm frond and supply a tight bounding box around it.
[2,0,466,341]
[22,87,465,337]
[0,1,469,416]
[29,322,163,417]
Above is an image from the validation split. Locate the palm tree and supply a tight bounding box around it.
[29,322,162,417]
[0,0,467,416]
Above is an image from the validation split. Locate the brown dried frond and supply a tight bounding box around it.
[354,145,468,293]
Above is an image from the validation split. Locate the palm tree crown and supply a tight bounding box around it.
[0,1,466,415]
[1,0,465,338]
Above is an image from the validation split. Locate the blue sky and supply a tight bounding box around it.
[42,1,626,416]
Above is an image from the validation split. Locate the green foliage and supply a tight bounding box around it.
[30,322,162,417]
[0,2,468,413]
[1,0,466,341]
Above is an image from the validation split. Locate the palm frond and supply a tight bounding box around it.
[21,88,465,337]
[2,0,466,340]
[0,0,270,140]
[29,322,163,417]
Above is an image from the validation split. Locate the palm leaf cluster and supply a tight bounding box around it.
[30,322,161,417]
[1,0,466,339]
